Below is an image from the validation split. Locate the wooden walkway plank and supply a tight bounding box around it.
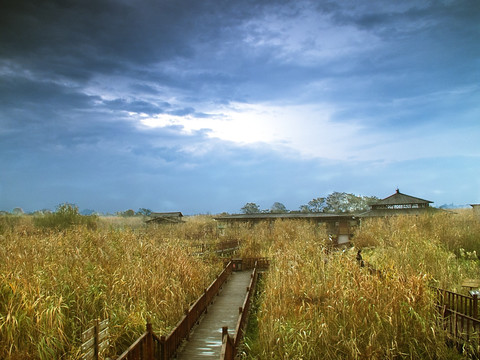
[176,270,253,359]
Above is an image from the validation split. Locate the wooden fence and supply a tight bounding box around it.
[159,260,233,359]
[241,257,270,270]
[117,261,233,360]
[115,258,268,360]
[435,288,479,318]
[116,324,161,360]
[191,239,240,256]
[220,263,260,360]
[435,305,480,355]
[435,288,480,354]
[81,319,109,360]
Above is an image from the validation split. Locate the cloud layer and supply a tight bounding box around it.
[1,0,479,213]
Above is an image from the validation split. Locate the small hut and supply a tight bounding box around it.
[146,212,184,224]
[471,204,480,217]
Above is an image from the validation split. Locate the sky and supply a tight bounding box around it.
[1,0,479,214]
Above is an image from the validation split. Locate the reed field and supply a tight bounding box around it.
[0,214,223,359]
[241,211,480,359]
[1,209,479,359]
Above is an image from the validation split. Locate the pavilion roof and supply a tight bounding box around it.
[373,189,432,206]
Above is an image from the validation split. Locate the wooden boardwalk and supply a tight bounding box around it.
[176,270,253,359]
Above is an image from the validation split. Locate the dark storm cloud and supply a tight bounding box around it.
[1,0,479,213]
[1,0,269,75]
[0,0,292,110]
[1,0,198,69]
[0,75,99,112]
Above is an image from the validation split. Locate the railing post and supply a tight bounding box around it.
[473,294,478,319]
[184,309,190,340]
[160,335,166,360]
[146,323,154,360]
[94,319,99,360]
[204,288,208,313]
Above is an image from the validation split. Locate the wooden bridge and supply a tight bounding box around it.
[112,258,268,360]
[176,270,253,359]
[85,258,480,359]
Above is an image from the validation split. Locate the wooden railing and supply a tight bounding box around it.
[81,319,109,360]
[117,324,161,360]
[220,327,235,360]
[437,306,480,353]
[220,263,260,360]
[116,261,233,360]
[191,239,240,256]
[160,260,233,359]
[115,258,268,360]
[241,257,269,270]
[435,288,479,318]
[435,288,480,354]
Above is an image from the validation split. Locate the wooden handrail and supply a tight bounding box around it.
[435,287,479,318]
[116,258,268,360]
[434,287,480,354]
[220,261,261,360]
[117,324,158,360]
[220,326,235,360]
[160,261,233,359]
[116,261,233,360]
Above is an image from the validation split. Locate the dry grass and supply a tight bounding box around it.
[353,212,480,291]
[2,211,478,359]
[242,213,478,359]
[0,217,223,359]
[97,215,146,230]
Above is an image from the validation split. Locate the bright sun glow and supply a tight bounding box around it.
[135,102,372,160]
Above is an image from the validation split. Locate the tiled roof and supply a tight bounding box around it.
[150,212,183,217]
[373,190,432,206]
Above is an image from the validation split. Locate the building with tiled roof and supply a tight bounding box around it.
[360,189,437,217]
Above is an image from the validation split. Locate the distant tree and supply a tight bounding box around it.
[80,209,96,216]
[137,208,152,216]
[324,192,346,213]
[121,209,136,217]
[12,207,24,215]
[299,197,327,213]
[362,196,379,210]
[241,203,261,214]
[323,192,379,213]
[270,202,288,213]
[299,205,310,213]
[308,197,326,212]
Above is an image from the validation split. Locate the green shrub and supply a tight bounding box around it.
[34,203,98,230]
[0,215,22,234]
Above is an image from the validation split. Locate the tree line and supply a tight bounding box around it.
[241,192,379,214]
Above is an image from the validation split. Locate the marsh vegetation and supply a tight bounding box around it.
[1,209,479,359]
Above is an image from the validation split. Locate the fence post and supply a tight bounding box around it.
[160,335,166,360]
[94,319,99,360]
[473,294,478,319]
[185,309,190,340]
[204,288,208,314]
[145,323,154,360]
